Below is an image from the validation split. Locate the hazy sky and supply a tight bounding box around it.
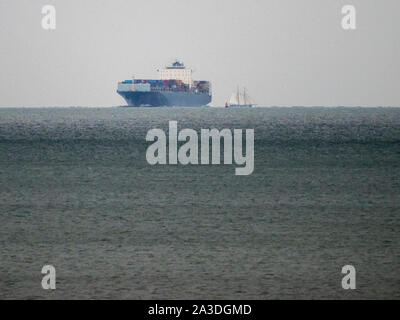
[0,0,399,107]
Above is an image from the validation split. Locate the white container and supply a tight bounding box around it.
[133,83,150,92]
[117,83,133,92]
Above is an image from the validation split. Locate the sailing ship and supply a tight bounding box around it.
[228,87,255,108]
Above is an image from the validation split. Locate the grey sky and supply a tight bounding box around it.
[0,0,399,107]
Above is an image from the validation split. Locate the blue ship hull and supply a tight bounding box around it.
[117,91,211,107]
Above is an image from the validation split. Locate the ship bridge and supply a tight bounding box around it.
[158,61,192,86]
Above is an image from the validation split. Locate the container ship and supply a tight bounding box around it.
[117,61,212,107]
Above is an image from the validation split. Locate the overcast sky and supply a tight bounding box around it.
[0,0,399,107]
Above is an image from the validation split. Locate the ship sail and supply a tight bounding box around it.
[228,87,254,107]
[243,91,254,105]
[229,92,239,105]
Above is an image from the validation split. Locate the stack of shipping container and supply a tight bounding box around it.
[118,79,210,94]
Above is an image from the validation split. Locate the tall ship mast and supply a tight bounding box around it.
[117,61,212,107]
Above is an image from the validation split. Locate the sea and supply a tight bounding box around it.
[0,106,399,299]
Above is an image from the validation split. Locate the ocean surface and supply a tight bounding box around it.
[0,107,399,299]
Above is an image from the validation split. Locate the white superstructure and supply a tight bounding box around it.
[158,61,192,86]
